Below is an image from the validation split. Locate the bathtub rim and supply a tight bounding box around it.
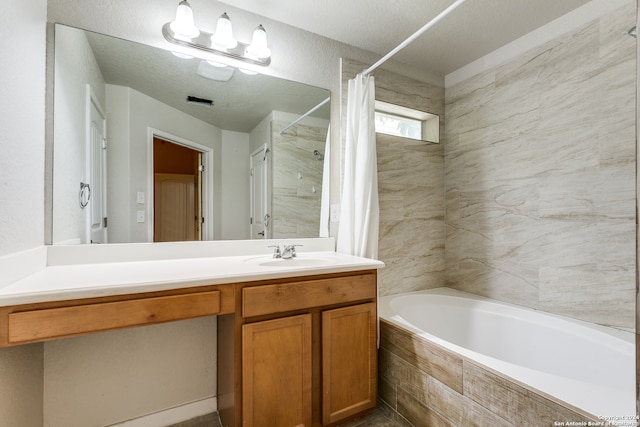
[380,287,634,344]
[378,287,636,420]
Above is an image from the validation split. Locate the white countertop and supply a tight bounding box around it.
[0,239,383,307]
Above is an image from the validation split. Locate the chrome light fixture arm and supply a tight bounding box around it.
[162,23,271,66]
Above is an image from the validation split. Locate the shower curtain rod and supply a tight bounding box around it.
[280,1,466,135]
[279,96,331,135]
[362,0,468,76]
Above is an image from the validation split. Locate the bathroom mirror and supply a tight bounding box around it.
[52,24,330,245]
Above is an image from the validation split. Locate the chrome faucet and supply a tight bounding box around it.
[268,245,281,258]
[269,244,303,259]
[282,244,303,259]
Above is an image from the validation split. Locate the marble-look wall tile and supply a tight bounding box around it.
[342,59,446,296]
[444,2,636,329]
[270,120,327,238]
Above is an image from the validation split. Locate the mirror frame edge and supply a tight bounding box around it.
[45,22,57,246]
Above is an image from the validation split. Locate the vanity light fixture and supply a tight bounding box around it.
[211,13,237,50]
[245,25,271,59]
[162,1,271,66]
[169,0,200,41]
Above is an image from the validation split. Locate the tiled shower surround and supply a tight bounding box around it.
[345,1,635,424]
[341,59,446,297]
[270,120,327,238]
[344,1,635,325]
[444,2,636,329]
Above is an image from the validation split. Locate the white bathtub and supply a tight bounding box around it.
[378,287,636,419]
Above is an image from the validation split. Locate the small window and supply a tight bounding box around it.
[374,100,439,143]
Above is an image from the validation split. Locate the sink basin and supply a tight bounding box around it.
[244,254,338,268]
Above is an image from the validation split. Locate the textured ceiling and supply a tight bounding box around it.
[83,29,330,133]
[74,0,597,133]
[217,0,592,77]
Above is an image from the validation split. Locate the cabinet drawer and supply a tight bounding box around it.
[242,273,376,317]
[8,290,221,343]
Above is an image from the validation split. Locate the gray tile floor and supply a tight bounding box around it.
[169,402,410,427]
[167,413,221,427]
[336,403,411,427]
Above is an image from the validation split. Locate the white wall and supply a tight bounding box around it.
[52,24,106,244]
[0,344,44,426]
[44,317,217,427]
[220,130,250,240]
[129,89,222,243]
[107,86,222,243]
[105,84,132,244]
[0,0,46,257]
[250,112,272,155]
[0,1,47,425]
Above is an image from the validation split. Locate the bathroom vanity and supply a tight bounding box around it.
[222,269,377,427]
[0,239,382,427]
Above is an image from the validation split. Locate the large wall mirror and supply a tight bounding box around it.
[52,24,330,245]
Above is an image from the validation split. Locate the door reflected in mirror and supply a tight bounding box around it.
[52,24,330,245]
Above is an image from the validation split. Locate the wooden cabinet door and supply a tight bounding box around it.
[242,314,312,427]
[322,303,377,425]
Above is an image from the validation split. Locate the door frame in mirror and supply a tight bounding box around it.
[146,128,214,242]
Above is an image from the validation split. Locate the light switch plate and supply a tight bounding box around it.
[136,191,145,204]
[136,210,145,223]
[330,204,340,222]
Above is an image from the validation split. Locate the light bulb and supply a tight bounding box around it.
[169,0,200,40]
[246,25,271,59]
[211,13,238,50]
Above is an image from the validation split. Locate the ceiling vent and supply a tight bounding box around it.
[187,95,213,107]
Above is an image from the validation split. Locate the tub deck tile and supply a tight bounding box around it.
[397,385,454,427]
[379,347,430,405]
[379,347,413,385]
[378,375,397,411]
[463,361,599,426]
[427,375,515,427]
[380,320,463,394]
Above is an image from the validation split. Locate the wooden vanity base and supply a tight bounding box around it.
[218,270,378,427]
[0,269,378,427]
[0,284,234,347]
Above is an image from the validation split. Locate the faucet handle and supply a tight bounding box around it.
[284,244,303,257]
[268,245,281,258]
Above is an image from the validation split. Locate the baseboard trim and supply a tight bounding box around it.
[109,397,217,427]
